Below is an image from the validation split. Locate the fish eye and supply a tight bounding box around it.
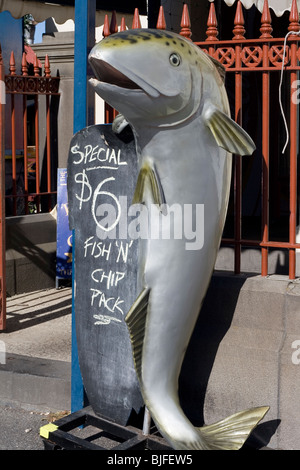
[169,53,181,67]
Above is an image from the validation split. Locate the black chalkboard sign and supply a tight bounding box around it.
[67,124,143,425]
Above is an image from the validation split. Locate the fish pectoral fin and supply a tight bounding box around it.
[199,406,269,450]
[125,287,150,382]
[203,104,256,156]
[112,113,129,134]
[132,162,166,213]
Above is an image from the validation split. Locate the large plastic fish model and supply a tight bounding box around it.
[88,29,269,450]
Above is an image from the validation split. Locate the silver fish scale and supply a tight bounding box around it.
[104,28,188,47]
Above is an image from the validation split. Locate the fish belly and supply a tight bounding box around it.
[141,236,215,383]
[136,128,231,418]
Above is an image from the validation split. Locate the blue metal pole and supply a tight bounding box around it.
[73,0,96,133]
[72,0,96,413]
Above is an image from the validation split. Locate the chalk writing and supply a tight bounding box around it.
[83,238,134,264]
[69,134,136,327]
[74,170,122,233]
[93,314,122,325]
[115,241,134,263]
[71,143,127,167]
[74,169,92,210]
[90,288,125,315]
[67,124,142,423]
[83,237,112,260]
[91,269,125,290]
[91,177,121,231]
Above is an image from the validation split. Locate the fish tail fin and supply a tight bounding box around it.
[197,406,269,450]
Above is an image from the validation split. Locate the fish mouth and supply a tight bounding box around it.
[89,57,142,91]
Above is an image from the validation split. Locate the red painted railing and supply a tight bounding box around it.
[0,45,6,330]
[0,48,59,330]
[104,0,300,280]
[195,0,300,279]
[0,1,298,331]
[4,50,60,216]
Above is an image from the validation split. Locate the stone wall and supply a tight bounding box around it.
[33,32,75,170]
[6,214,56,296]
[179,272,300,450]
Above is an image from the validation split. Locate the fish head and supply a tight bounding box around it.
[89,29,224,128]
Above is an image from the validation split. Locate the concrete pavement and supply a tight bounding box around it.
[0,404,52,450]
[0,276,297,450]
[0,287,72,413]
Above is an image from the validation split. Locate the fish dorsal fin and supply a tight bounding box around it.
[202,103,256,156]
[125,288,150,382]
[132,161,166,211]
[207,55,226,84]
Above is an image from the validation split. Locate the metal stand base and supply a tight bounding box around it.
[40,406,171,450]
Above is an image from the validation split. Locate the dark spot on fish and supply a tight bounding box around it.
[105,29,184,48]
[188,50,192,55]
[145,31,163,39]
[140,30,174,40]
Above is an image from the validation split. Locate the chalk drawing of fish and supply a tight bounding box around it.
[89,29,269,450]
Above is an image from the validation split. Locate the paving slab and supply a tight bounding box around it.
[1,287,72,361]
[0,287,72,413]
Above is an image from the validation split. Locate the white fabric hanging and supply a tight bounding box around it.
[209,0,300,17]
[0,0,133,25]
[0,0,74,23]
